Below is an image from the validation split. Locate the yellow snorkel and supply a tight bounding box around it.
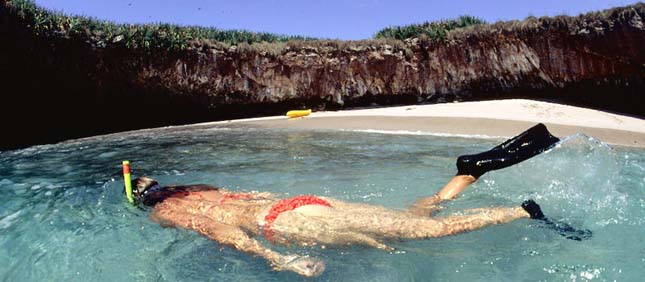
[122,160,134,204]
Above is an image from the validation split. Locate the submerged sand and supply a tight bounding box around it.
[206,99,645,148]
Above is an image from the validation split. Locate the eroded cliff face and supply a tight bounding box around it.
[1,2,644,150]
[124,6,645,115]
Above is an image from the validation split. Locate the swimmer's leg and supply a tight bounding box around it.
[426,200,592,241]
[409,124,559,216]
[405,200,591,241]
[398,206,530,239]
[408,175,476,216]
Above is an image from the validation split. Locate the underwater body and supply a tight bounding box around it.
[0,126,643,281]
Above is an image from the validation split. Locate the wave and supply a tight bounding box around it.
[341,129,505,139]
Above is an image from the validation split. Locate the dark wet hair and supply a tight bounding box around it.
[127,176,161,206]
[132,176,158,195]
[129,176,219,206]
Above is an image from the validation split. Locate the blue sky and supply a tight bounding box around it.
[34,0,640,40]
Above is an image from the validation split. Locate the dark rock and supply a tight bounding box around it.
[0,2,644,150]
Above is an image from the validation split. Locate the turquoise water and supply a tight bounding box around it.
[0,126,643,281]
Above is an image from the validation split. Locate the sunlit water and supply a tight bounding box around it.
[1,126,643,281]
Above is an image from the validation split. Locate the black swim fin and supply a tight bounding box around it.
[521,200,592,241]
[456,123,560,177]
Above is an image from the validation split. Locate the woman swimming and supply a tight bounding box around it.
[128,123,587,277]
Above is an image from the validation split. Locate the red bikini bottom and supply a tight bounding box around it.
[264,195,332,240]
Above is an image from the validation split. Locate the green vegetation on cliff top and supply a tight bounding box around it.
[4,0,315,52]
[374,15,486,40]
[4,0,644,53]
[4,0,485,52]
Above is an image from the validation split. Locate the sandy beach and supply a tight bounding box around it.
[201,99,645,148]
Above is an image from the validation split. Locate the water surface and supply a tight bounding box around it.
[0,126,643,281]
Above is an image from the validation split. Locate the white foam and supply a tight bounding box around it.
[342,129,505,139]
[203,127,234,132]
[0,210,22,229]
[98,151,117,158]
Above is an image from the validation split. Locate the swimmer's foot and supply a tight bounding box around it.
[522,199,592,241]
[521,199,545,220]
[456,123,560,177]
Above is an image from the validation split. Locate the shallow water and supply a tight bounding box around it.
[0,126,643,281]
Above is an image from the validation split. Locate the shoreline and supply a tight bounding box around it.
[210,99,645,148]
[70,99,645,149]
[233,116,645,147]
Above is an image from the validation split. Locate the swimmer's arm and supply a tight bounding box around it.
[150,210,322,277]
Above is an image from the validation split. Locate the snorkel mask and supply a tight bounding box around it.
[123,161,162,205]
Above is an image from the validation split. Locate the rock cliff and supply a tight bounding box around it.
[1,1,644,150]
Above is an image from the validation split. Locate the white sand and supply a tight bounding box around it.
[211,99,645,147]
[226,99,644,133]
[83,99,644,148]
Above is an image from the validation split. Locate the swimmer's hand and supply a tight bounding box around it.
[276,254,325,277]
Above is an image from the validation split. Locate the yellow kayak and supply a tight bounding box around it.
[286,109,312,118]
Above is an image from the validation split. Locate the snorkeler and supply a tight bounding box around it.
[125,123,590,277]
